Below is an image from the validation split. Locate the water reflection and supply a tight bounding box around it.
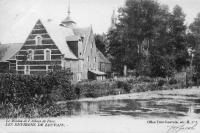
[59,97,200,119]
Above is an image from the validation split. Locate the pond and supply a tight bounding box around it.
[59,92,200,119]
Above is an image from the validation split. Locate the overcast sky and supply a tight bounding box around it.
[0,0,200,39]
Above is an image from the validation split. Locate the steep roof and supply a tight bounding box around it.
[0,14,78,60]
[73,27,92,53]
[42,20,77,59]
[0,43,23,61]
[97,49,111,64]
[65,35,80,41]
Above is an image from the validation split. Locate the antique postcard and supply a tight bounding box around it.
[0,0,200,133]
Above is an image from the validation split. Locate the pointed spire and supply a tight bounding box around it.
[112,10,115,19]
[67,0,71,18]
[110,10,116,30]
[60,0,76,28]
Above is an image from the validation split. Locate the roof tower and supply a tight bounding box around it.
[60,0,76,28]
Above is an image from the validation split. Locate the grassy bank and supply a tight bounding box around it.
[73,76,188,99]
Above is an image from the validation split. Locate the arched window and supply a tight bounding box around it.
[44,49,51,61]
[27,49,34,60]
[35,35,42,45]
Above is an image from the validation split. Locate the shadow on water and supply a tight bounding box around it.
[59,97,200,119]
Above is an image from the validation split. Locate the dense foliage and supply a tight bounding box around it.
[189,13,200,85]
[94,34,108,56]
[107,0,191,77]
[0,70,74,118]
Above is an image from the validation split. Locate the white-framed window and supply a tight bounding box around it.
[87,56,89,62]
[77,74,81,81]
[24,65,30,75]
[27,49,34,60]
[44,49,51,61]
[35,35,42,45]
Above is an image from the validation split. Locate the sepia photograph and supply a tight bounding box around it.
[0,0,200,132]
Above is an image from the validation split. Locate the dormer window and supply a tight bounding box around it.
[44,49,51,61]
[27,49,34,60]
[81,36,84,42]
[35,35,42,45]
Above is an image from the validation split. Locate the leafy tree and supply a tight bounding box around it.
[149,53,174,77]
[169,5,188,71]
[189,13,200,49]
[107,0,189,77]
[107,28,125,73]
[189,13,200,84]
[193,50,200,84]
[186,33,198,49]
[190,13,200,34]
[94,34,107,55]
[108,0,162,75]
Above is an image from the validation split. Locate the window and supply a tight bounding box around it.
[35,35,42,45]
[27,49,34,60]
[77,74,81,81]
[44,49,51,61]
[94,57,97,62]
[91,43,93,54]
[24,65,30,75]
[87,56,89,62]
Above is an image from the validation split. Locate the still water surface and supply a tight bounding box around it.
[59,93,200,119]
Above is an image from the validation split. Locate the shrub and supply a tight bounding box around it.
[85,88,98,98]
[157,79,166,86]
[168,78,177,85]
[74,79,131,98]
[0,70,73,103]
[137,76,153,82]
[117,81,124,88]
[0,70,73,118]
[146,83,158,91]
[122,82,132,93]
[116,81,131,93]
[193,50,200,85]
[149,54,175,78]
